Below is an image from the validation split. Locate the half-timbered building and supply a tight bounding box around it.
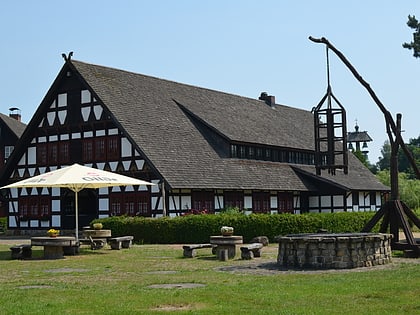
[0,56,389,232]
[0,110,26,217]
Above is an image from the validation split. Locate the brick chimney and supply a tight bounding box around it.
[9,107,21,122]
[258,92,275,107]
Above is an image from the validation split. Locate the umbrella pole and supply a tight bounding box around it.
[75,191,79,242]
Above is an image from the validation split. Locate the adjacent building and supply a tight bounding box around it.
[0,109,26,216]
[0,57,389,232]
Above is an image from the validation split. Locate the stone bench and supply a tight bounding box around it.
[240,243,263,260]
[10,244,32,259]
[182,244,214,258]
[108,236,134,250]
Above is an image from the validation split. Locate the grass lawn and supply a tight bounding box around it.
[0,242,419,314]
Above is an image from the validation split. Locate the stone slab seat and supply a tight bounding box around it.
[182,244,214,258]
[240,243,263,260]
[108,236,134,250]
[10,244,32,259]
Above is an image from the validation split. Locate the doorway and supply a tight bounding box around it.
[61,189,98,229]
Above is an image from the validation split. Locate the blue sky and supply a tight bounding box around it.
[1,1,419,163]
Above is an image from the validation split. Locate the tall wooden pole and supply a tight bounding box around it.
[390,114,402,201]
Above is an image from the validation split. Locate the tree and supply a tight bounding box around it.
[377,136,420,178]
[399,136,420,178]
[376,140,391,170]
[403,15,420,58]
[376,170,420,209]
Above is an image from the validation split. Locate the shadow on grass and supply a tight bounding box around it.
[0,247,110,261]
[196,255,218,261]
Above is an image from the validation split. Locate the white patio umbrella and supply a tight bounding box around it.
[0,163,155,241]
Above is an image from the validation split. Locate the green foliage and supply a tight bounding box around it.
[219,206,243,214]
[403,15,420,58]
[377,137,420,178]
[0,217,6,233]
[351,150,377,173]
[376,140,391,171]
[93,212,377,244]
[376,170,420,209]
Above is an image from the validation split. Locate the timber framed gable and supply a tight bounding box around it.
[2,61,162,229]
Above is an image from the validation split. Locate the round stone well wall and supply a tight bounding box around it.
[277,233,392,269]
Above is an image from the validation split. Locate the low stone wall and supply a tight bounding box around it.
[277,233,392,269]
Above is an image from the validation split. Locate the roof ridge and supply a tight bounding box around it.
[70,59,304,111]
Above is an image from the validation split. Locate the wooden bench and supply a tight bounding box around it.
[182,244,214,258]
[10,244,32,259]
[240,243,263,260]
[108,236,134,250]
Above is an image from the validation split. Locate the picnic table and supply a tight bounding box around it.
[80,229,111,249]
[210,235,243,260]
[31,236,77,259]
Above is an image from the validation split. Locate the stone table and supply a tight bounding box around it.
[31,236,77,259]
[210,235,243,260]
[82,229,111,241]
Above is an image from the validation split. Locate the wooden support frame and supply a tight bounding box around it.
[310,36,420,256]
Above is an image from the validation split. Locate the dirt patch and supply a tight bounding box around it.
[18,285,54,289]
[44,268,90,273]
[150,303,203,312]
[147,283,206,289]
[217,257,420,275]
[144,270,177,275]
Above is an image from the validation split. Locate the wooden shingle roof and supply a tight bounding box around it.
[70,60,388,192]
[0,113,26,138]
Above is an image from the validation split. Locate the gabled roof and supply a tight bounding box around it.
[348,130,372,142]
[0,113,26,138]
[1,59,388,193]
[293,153,387,191]
[69,60,388,192]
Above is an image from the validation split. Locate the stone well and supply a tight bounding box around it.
[277,233,392,269]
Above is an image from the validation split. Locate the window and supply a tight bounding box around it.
[248,147,254,159]
[95,138,106,160]
[110,195,122,216]
[19,195,51,219]
[58,142,70,163]
[40,197,51,218]
[110,191,150,216]
[352,192,359,206]
[264,149,271,160]
[230,142,316,166]
[4,145,13,160]
[83,136,120,162]
[136,195,150,216]
[36,142,70,165]
[370,192,377,206]
[83,139,94,161]
[124,196,136,216]
[37,144,48,165]
[191,191,214,212]
[48,143,58,164]
[278,193,294,213]
[107,136,120,160]
[239,146,246,158]
[252,192,270,213]
[230,145,237,158]
[224,191,243,210]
